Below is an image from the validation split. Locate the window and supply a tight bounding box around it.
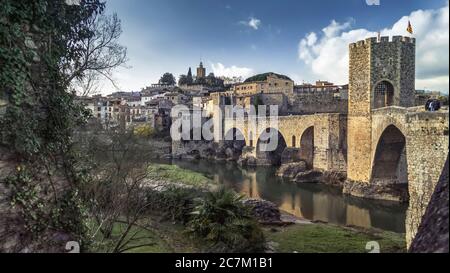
[374,81,394,108]
[292,136,296,147]
[388,58,394,66]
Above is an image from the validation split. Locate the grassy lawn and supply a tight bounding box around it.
[90,220,406,253]
[264,223,406,253]
[147,164,213,187]
[90,221,172,253]
[90,220,205,253]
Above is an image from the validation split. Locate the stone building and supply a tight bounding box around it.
[295,81,343,93]
[232,72,294,96]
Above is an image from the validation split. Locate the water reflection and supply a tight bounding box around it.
[158,159,407,233]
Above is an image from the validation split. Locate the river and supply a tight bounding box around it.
[156,159,408,234]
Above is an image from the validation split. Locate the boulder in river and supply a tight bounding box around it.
[276,162,307,179]
[294,170,323,183]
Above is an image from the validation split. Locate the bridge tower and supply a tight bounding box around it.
[347,36,416,183]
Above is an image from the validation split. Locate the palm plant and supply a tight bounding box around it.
[188,187,265,253]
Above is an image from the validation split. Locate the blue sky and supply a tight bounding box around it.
[102,0,449,93]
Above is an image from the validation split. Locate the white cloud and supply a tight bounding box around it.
[240,17,261,30]
[210,62,254,78]
[298,2,449,93]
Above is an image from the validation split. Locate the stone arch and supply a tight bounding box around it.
[256,127,287,165]
[373,79,395,109]
[299,126,314,169]
[371,125,408,187]
[223,127,247,160]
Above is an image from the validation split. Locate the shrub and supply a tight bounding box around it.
[187,187,265,253]
[146,186,198,223]
[133,124,155,138]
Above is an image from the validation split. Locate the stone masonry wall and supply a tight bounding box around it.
[287,91,348,115]
[348,39,372,182]
[404,111,449,247]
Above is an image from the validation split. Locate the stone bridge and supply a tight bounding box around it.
[173,105,448,247]
[222,113,347,172]
[222,106,448,246]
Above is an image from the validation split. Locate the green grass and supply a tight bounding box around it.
[147,164,213,187]
[90,221,172,253]
[264,223,406,253]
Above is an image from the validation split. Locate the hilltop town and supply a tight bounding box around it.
[76,61,447,132]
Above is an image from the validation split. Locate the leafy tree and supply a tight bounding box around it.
[186,68,193,84]
[133,124,155,138]
[159,73,176,86]
[178,74,188,86]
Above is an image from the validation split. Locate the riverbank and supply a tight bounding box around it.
[89,162,406,253]
[90,218,406,253]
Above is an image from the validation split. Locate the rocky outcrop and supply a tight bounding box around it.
[276,161,322,184]
[243,199,282,224]
[293,170,323,183]
[277,160,347,187]
[237,146,257,166]
[343,180,409,203]
[410,155,449,253]
[276,162,307,179]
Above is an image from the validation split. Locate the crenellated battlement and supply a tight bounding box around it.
[349,36,416,48]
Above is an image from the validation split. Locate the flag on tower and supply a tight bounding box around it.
[407,20,413,34]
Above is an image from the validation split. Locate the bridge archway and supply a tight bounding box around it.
[224,128,247,158]
[299,127,314,169]
[373,80,394,109]
[256,128,287,165]
[371,125,408,187]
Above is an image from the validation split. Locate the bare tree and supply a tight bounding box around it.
[74,70,101,97]
[83,127,165,253]
[63,12,128,96]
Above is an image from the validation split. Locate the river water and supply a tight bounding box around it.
[157,159,407,234]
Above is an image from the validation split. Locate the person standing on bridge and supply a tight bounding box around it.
[425,99,433,111]
[432,100,441,112]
